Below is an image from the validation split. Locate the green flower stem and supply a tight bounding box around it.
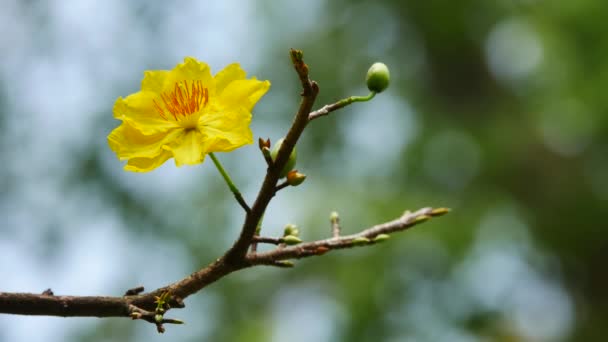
[337,92,376,106]
[308,92,376,121]
[209,152,250,213]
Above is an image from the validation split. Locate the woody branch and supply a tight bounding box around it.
[0,50,448,332]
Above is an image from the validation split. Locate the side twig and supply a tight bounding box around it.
[247,207,448,264]
[330,211,341,238]
[253,236,282,245]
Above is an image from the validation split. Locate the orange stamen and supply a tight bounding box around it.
[153,80,208,120]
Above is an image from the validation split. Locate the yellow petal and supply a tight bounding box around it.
[205,123,253,152]
[213,63,246,94]
[141,70,169,92]
[219,79,270,112]
[201,103,251,128]
[107,121,182,159]
[199,104,253,150]
[165,129,207,166]
[113,93,177,134]
[124,150,173,172]
[165,57,215,96]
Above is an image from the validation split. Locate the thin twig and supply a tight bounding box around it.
[247,207,449,264]
[129,305,183,334]
[330,211,341,238]
[252,236,282,245]
[275,181,290,192]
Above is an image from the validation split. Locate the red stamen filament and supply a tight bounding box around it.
[153,80,208,120]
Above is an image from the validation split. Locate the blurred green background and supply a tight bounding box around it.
[1,0,606,341]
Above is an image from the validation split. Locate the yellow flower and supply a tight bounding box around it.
[108,57,270,172]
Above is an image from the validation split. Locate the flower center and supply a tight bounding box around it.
[153,80,209,127]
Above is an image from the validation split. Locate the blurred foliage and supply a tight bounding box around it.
[1,0,607,341]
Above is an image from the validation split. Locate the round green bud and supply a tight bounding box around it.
[270,138,297,178]
[366,62,390,93]
[283,223,299,237]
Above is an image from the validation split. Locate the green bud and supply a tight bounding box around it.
[372,234,390,243]
[286,170,306,186]
[330,211,339,221]
[155,314,164,324]
[281,235,303,245]
[352,237,371,245]
[430,207,450,216]
[414,215,431,224]
[366,62,390,93]
[270,138,297,178]
[283,223,299,237]
[275,260,295,268]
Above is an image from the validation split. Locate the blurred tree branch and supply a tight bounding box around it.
[0,49,448,333]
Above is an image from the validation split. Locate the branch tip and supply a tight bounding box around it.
[124,286,145,296]
[330,211,341,238]
[429,207,450,216]
[41,289,54,296]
